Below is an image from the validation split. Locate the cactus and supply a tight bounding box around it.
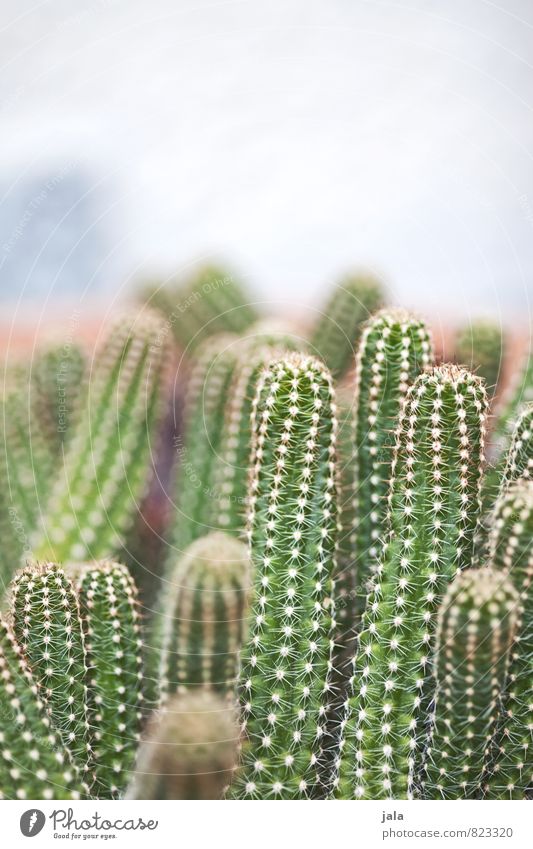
[348,309,433,625]
[311,272,385,379]
[228,354,339,799]
[501,403,533,487]
[31,310,170,563]
[170,333,240,556]
[32,341,87,453]
[10,563,91,774]
[76,561,143,798]
[482,480,533,798]
[211,335,302,535]
[422,569,518,799]
[159,532,250,704]
[454,320,504,396]
[128,691,238,799]
[0,616,84,800]
[336,365,488,800]
[141,264,258,351]
[0,361,55,587]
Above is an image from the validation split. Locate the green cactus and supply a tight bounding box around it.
[311,271,385,379]
[454,320,504,395]
[348,309,433,626]
[128,691,238,799]
[500,403,533,487]
[212,335,303,535]
[142,264,258,351]
[32,340,87,453]
[228,353,339,799]
[31,310,170,563]
[170,333,239,557]
[336,365,488,800]
[159,532,250,704]
[0,361,55,588]
[422,569,518,799]
[0,616,85,800]
[483,480,533,798]
[76,561,143,798]
[10,563,91,774]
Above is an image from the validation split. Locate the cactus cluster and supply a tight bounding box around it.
[1,268,532,802]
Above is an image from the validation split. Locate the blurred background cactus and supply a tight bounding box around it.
[453,320,505,397]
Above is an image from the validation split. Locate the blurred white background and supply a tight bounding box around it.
[0,0,532,323]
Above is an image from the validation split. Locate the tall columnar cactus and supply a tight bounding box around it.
[454,320,504,395]
[159,532,250,704]
[228,354,339,799]
[422,569,517,800]
[142,264,258,351]
[349,309,433,625]
[76,561,143,799]
[128,691,238,800]
[310,271,385,379]
[336,365,488,800]
[0,361,55,586]
[483,480,533,798]
[31,310,170,563]
[0,616,84,800]
[10,563,90,773]
[32,341,87,453]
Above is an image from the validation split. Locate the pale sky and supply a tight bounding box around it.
[0,0,532,325]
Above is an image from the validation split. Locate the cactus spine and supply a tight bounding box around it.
[76,561,143,798]
[336,365,488,800]
[483,480,533,798]
[128,691,238,799]
[0,616,84,800]
[228,354,338,799]
[423,569,518,799]
[159,532,250,702]
[311,272,385,379]
[32,310,169,563]
[349,309,433,624]
[10,563,90,773]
